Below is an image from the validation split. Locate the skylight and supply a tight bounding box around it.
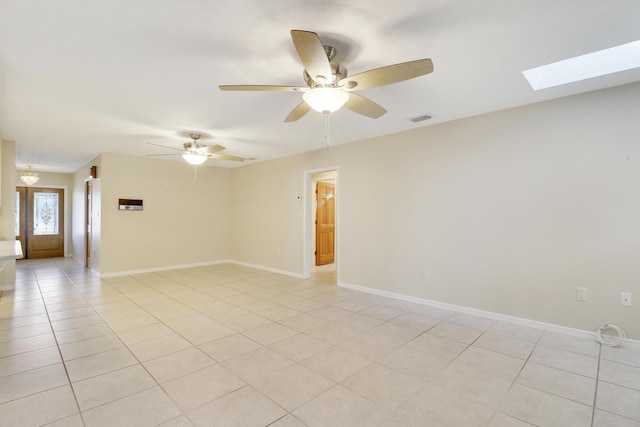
[523,40,640,90]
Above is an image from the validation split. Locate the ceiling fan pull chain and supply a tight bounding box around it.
[193,165,198,182]
[324,112,331,150]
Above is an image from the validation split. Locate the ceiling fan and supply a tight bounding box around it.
[220,29,434,122]
[147,133,246,165]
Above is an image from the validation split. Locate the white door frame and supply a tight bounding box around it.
[303,166,340,281]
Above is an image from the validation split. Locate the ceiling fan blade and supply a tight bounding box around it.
[203,144,225,154]
[340,58,433,91]
[146,153,180,157]
[284,102,311,122]
[219,85,302,91]
[209,153,245,162]
[146,142,184,152]
[291,30,332,84]
[344,93,387,119]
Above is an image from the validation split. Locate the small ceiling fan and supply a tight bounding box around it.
[220,29,434,122]
[147,133,246,165]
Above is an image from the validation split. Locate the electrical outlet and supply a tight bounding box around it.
[621,292,632,306]
[576,287,588,302]
[423,268,430,279]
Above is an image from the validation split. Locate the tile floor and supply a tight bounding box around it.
[0,258,639,426]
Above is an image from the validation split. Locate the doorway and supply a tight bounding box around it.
[85,179,92,268]
[304,168,339,281]
[16,187,65,259]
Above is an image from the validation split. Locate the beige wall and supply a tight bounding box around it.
[231,156,310,274]
[23,171,74,188]
[90,153,232,275]
[1,140,16,240]
[230,82,640,339]
[0,139,16,287]
[56,82,639,338]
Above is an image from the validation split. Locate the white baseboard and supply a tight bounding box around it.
[63,258,639,348]
[98,259,303,280]
[339,281,640,349]
[98,259,233,278]
[229,260,304,279]
[69,254,85,266]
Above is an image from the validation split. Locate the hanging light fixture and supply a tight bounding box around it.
[20,165,39,186]
[181,152,208,165]
[180,133,209,165]
[303,87,349,114]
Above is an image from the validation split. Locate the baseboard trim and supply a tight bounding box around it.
[339,281,640,348]
[92,259,303,280]
[98,259,233,278]
[69,254,85,266]
[229,260,304,279]
[68,258,639,347]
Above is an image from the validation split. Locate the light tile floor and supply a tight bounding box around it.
[1,258,639,426]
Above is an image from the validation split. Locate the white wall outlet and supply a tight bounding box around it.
[576,287,588,302]
[621,292,632,306]
[423,268,430,279]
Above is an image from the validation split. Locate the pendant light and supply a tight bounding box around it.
[20,165,39,186]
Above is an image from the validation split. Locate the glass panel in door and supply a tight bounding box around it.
[33,192,59,235]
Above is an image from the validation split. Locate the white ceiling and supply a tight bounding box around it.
[2,0,640,173]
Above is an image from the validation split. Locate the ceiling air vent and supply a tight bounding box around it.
[409,114,432,123]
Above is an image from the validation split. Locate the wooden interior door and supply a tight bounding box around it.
[25,187,65,259]
[315,181,335,265]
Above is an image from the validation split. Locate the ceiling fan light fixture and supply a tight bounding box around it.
[303,87,349,114]
[20,165,39,185]
[182,152,208,165]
